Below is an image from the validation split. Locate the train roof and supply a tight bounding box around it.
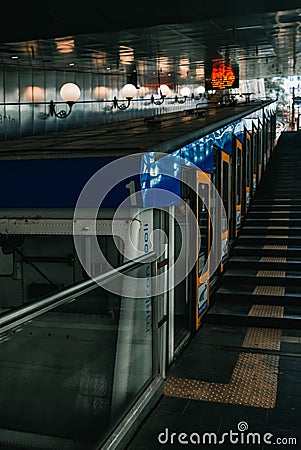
[0,101,274,160]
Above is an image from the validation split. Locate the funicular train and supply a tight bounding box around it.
[0,100,278,369]
[0,100,280,447]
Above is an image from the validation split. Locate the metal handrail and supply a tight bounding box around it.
[0,251,156,335]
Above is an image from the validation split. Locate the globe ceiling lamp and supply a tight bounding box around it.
[49,82,81,118]
[150,84,171,105]
[191,85,206,100]
[196,85,206,95]
[174,86,191,103]
[113,83,137,110]
[93,85,111,100]
[24,86,45,103]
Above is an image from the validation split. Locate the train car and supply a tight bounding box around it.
[243,127,252,213]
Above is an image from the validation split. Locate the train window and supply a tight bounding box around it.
[246,137,251,184]
[236,148,241,205]
[252,129,258,172]
[222,161,229,232]
[198,183,209,278]
[266,119,271,159]
[258,125,263,165]
[212,147,218,187]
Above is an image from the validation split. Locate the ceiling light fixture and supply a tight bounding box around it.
[174,86,191,103]
[112,83,137,110]
[150,84,170,105]
[191,85,206,100]
[49,82,81,118]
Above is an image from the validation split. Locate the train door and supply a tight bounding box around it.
[271,111,277,150]
[257,119,263,183]
[252,123,258,196]
[196,170,210,330]
[212,147,230,272]
[266,116,271,163]
[169,164,207,359]
[232,137,243,239]
[220,151,230,271]
[173,191,191,354]
[262,115,267,170]
[211,147,221,277]
[244,129,252,213]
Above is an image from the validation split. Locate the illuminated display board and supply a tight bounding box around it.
[205,58,239,90]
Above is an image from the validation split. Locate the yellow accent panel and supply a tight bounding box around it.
[222,152,230,163]
[197,171,210,184]
[221,230,228,239]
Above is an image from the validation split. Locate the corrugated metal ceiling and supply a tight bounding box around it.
[1,2,301,81]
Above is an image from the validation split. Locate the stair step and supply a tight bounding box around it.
[247,213,301,219]
[253,199,301,204]
[213,284,301,305]
[250,205,301,210]
[232,245,301,257]
[222,268,301,286]
[240,226,301,236]
[244,219,301,226]
[254,193,301,197]
[236,235,301,245]
[205,307,301,329]
[227,256,301,271]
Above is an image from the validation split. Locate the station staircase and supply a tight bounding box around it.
[206,131,301,330]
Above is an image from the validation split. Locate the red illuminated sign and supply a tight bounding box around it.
[205,58,239,90]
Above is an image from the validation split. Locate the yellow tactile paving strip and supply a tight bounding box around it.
[243,327,282,350]
[265,235,288,238]
[260,256,286,263]
[248,304,284,319]
[268,226,289,229]
[164,327,282,408]
[268,218,289,221]
[263,245,288,249]
[252,285,285,296]
[256,270,286,277]
[269,211,291,213]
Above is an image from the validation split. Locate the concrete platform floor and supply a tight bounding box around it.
[127,323,301,450]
